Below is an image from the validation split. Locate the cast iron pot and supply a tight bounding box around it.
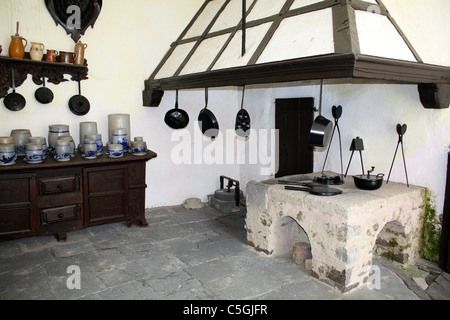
[164,89,189,129]
[353,168,385,190]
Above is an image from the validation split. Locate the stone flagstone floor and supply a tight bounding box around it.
[0,205,434,300]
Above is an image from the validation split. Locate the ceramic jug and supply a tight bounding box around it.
[74,41,87,65]
[30,42,45,61]
[9,35,28,59]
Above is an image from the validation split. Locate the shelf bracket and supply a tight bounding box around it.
[418,83,450,109]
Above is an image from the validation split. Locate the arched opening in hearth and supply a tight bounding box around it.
[270,216,311,260]
[374,220,408,264]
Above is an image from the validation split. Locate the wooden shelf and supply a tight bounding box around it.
[0,54,88,99]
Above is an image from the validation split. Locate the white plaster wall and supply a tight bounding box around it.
[0,0,449,214]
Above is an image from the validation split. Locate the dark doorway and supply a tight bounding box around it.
[275,98,314,178]
[439,152,450,272]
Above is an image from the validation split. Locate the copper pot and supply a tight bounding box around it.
[58,51,76,64]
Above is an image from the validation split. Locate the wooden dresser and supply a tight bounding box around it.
[0,150,157,241]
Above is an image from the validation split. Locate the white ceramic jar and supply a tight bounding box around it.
[107,143,124,158]
[130,140,147,156]
[83,139,98,159]
[0,144,16,166]
[56,136,76,157]
[48,124,69,153]
[79,121,97,150]
[54,140,71,162]
[11,129,32,156]
[111,128,128,151]
[29,136,48,159]
[25,143,44,164]
[108,114,130,146]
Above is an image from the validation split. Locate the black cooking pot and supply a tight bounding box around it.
[354,167,384,190]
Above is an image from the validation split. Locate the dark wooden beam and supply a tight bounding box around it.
[332,0,361,54]
[376,0,423,63]
[174,0,231,77]
[143,53,450,106]
[247,0,296,66]
[147,0,211,80]
[418,84,450,109]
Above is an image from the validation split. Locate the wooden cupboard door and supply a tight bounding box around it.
[0,174,37,240]
[83,166,128,226]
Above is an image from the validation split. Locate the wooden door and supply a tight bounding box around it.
[275,98,314,178]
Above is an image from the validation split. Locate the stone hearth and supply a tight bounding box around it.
[246,173,425,292]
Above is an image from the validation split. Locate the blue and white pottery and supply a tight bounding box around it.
[107,144,124,158]
[29,136,48,160]
[112,128,129,152]
[79,122,98,151]
[130,140,147,156]
[85,133,103,155]
[0,144,16,166]
[57,136,76,157]
[83,139,98,159]
[25,143,43,164]
[48,124,69,154]
[11,129,31,156]
[54,140,71,162]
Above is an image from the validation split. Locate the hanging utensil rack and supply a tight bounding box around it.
[0,55,88,99]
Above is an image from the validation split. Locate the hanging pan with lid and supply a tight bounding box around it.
[235,86,251,138]
[35,73,54,104]
[164,89,189,129]
[309,79,332,148]
[68,75,90,116]
[198,88,219,139]
[4,67,26,112]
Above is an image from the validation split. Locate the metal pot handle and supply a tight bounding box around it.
[376,173,385,179]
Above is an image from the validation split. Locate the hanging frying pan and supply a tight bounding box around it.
[235,86,251,138]
[284,185,342,196]
[4,67,26,112]
[164,89,189,129]
[198,88,219,139]
[309,79,332,148]
[68,77,90,116]
[35,74,54,104]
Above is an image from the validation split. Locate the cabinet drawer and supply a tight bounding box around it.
[41,205,79,224]
[39,176,79,195]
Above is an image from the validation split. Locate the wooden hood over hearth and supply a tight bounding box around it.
[143,0,450,109]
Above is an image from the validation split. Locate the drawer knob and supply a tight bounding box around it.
[58,213,64,219]
[57,184,63,190]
